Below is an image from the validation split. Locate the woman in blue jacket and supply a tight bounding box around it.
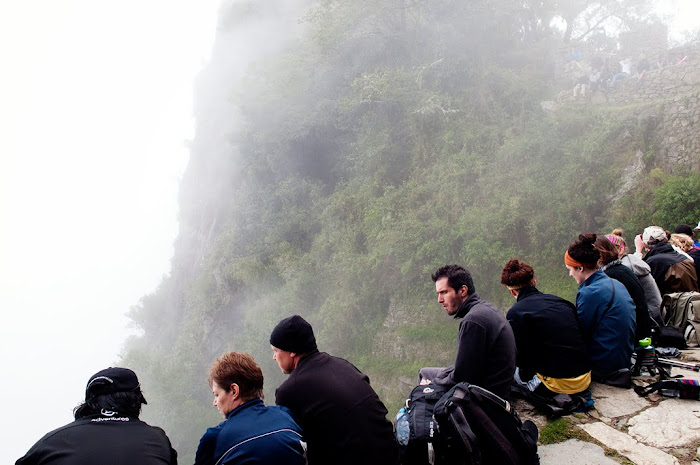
[565,233,636,386]
[195,352,306,465]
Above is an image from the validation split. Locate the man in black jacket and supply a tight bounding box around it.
[419,264,516,400]
[16,367,177,465]
[638,226,698,295]
[270,315,398,465]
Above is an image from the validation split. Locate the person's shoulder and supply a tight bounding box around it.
[25,419,87,445]
[589,270,610,284]
[135,420,174,439]
[611,276,632,294]
[266,405,303,429]
[464,298,505,324]
[578,272,607,293]
[303,350,358,371]
[539,292,575,308]
[622,254,651,275]
[468,296,500,312]
[276,364,309,402]
[607,263,637,281]
[200,422,224,442]
[506,294,541,317]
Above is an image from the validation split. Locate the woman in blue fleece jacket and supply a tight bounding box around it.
[565,233,636,385]
[195,351,305,465]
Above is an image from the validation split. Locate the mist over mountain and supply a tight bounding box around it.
[122,1,700,461]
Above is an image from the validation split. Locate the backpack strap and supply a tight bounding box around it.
[448,385,522,465]
[634,381,662,397]
[447,405,480,465]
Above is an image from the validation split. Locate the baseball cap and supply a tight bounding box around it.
[675,224,694,236]
[85,367,147,404]
[642,226,666,245]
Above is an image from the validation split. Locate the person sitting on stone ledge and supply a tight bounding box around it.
[596,236,653,342]
[501,258,592,401]
[635,225,699,296]
[606,229,663,326]
[609,57,631,87]
[566,233,636,387]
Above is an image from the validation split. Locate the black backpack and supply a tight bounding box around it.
[398,383,449,465]
[433,382,539,465]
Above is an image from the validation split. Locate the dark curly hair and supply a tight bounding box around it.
[567,233,600,268]
[500,259,535,289]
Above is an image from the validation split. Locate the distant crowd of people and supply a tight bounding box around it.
[16,223,700,464]
[566,48,691,99]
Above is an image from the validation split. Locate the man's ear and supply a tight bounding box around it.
[460,285,469,298]
[230,383,239,399]
[509,289,518,298]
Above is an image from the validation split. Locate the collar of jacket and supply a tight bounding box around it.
[515,285,540,302]
[600,258,622,272]
[227,398,264,420]
[455,293,480,319]
[296,349,321,367]
[645,242,675,258]
[579,269,606,289]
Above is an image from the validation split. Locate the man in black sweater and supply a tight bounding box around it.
[418,264,516,400]
[270,315,398,465]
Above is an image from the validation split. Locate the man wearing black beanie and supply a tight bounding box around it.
[270,315,399,465]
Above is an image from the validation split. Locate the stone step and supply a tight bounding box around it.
[580,421,680,465]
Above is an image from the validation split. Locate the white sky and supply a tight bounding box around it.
[0,1,219,462]
[656,0,700,43]
[0,0,699,464]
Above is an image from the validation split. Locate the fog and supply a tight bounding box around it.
[0,1,218,463]
[2,0,700,464]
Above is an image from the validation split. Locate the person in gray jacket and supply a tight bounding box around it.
[419,264,516,400]
[607,229,662,325]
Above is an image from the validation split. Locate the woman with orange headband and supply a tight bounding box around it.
[565,233,636,388]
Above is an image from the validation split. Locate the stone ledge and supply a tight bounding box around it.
[580,422,680,465]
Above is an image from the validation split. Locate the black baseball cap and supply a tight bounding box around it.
[85,367,147,404]
[675,224,694,236]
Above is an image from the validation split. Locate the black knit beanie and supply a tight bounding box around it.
[270,315,318,354]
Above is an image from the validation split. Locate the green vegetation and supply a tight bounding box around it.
[120,1,700,462]
[539,418,636,464]
[538,417,587,445]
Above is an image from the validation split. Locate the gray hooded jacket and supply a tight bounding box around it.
[621,253,662,323]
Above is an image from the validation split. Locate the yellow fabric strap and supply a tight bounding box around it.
[537,371,591,395]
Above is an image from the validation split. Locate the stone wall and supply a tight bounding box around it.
[557,59,700,173]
